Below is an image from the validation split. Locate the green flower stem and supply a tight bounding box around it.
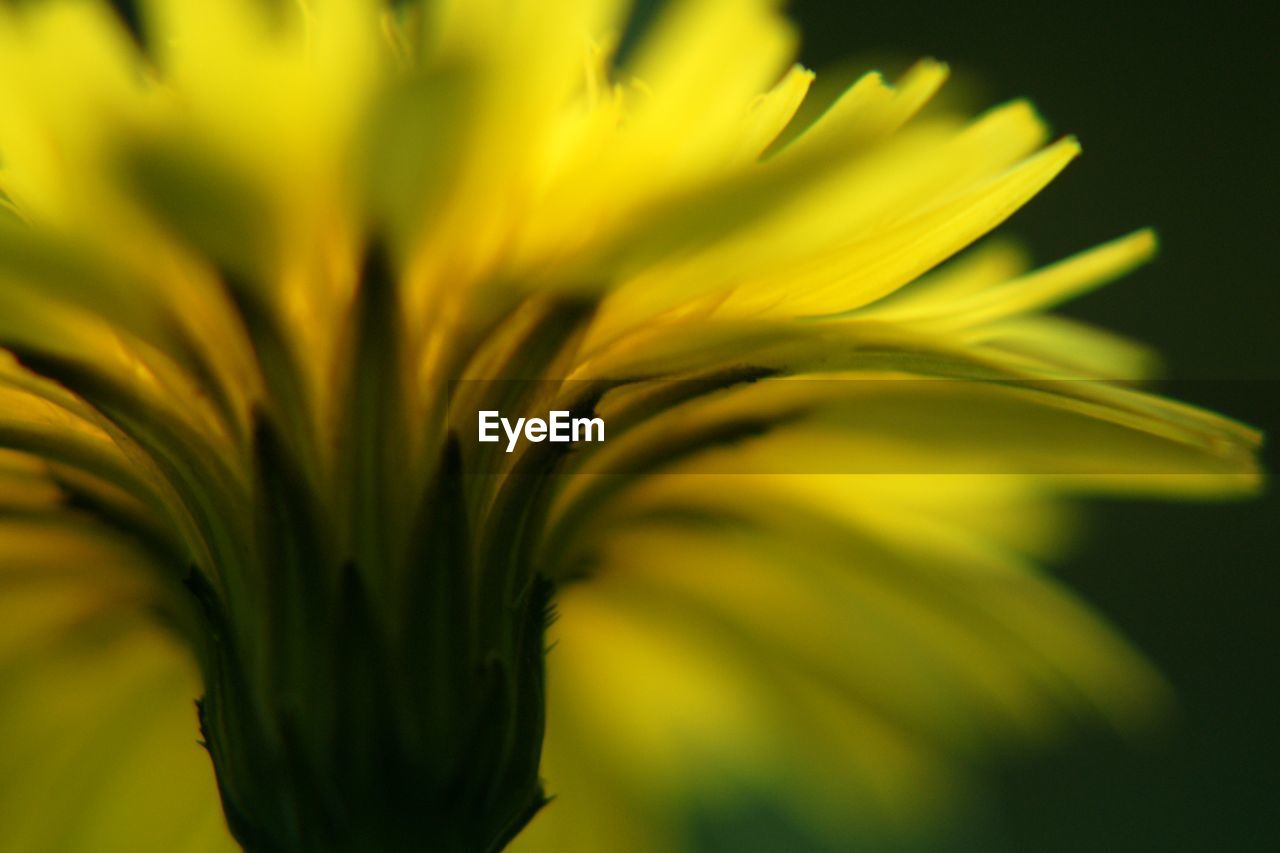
[185,435,552,853]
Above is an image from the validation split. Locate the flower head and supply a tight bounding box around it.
[0,0,1261,851]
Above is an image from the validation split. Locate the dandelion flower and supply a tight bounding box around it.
[0,1,1261,851]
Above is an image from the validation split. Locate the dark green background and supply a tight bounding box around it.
[696,1,1279,850]
[102,1,1278,850]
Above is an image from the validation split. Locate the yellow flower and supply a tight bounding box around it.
[0,1,1261,851]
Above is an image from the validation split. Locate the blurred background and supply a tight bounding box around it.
[102,0,1277,849]
[690,1,1280,850]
